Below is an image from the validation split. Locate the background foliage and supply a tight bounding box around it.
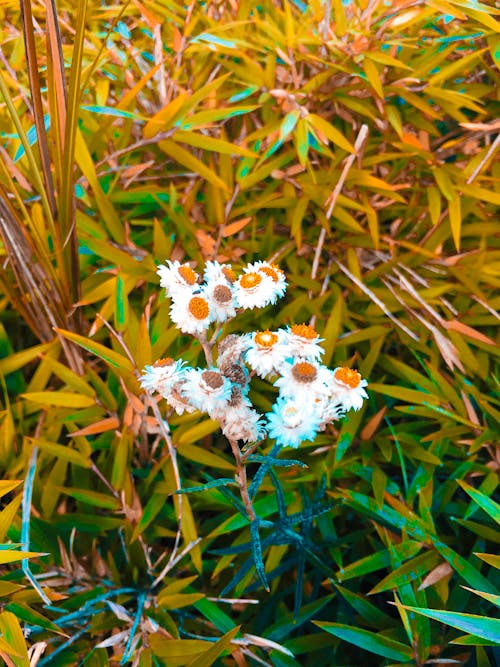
[0,0,498,664]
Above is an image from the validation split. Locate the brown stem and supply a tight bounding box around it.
[197,332,213,366]
[228,438,256,522]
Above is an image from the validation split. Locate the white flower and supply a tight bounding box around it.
[315,395,345,429]
[282,324,324,362]
[219,404,267,443]
[244,329,288,378]
[169,294,212,334]
[244,261,287,300]
[139,358,186,397]
[202,281,237,322]
[274,360,332,401]
[203,260,237,286]
[233,271,278,309]
[266,396,321,448]
[328,367,368,412]
[165,382,197,415]
[157,261,199,298]
[181,368,232,416]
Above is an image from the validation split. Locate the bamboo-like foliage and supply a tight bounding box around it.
[0,0,498,665]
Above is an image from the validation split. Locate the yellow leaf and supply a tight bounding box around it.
[143,92,190,139]
[21,392,96,408]
[173,130,256,157]
[159,139,229,191]
[448,195,462,252]
[363,58,383,98]
[307,114,355,153]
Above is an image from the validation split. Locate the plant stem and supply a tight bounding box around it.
[228,438,256,522]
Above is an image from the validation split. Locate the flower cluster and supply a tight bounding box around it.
[141,260,368,449]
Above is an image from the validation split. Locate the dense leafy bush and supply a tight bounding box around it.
[0,0,499,664]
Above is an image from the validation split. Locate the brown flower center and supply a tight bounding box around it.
[334,367,361,389]
[213,284,232,304]
[188,296,210,320]
[254,330,278,348]
[240,272,262,290]
[222,266,236,283]
[291,324,318,340]
[201,370,224,390]
[177,264,197,285]
[154,357,174,367]
[291,362,317,383]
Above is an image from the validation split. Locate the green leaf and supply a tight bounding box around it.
[5,602,66,636]
[458,481,500,526]
[54,328,135,374]
[57,487,120,510]
[313,622,413,662]
[187,626,241,667]
[336,541,422,582]
[34,439,91,468]
[400,606,500,645]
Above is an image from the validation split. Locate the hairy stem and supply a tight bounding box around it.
[228,438,256,522]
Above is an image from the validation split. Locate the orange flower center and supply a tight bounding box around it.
[154,357,174,367]
[188,296,210,320]
[177,264,197,285]
[260,266,279,282]
[254,330,278,348]
[334,367,361,389]
[292,361,317,383]
[222,266,236,284]
[291,324,318,340]
[240,272,262,290]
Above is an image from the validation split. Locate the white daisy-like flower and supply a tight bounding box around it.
[165,381,197,415]
[328,367,368,412]
[245,330,289,378]
[202,281,237,322]
[169,294,213,334]
[220,405,267,443]
[282,324,324,362]
[244,261,287,300]
[181,368,232,416]
[315,394,345,430]
[203,260,237,286]
[157,260,199,298]
[233,271,278,309]
[274,360,332,401]
[266,396,321,448]
[139,358,186,397]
